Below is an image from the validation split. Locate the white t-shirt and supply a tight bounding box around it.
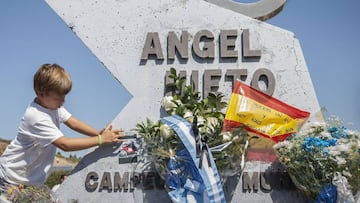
[0,100,71,186]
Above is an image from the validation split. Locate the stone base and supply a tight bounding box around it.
[55,144,312,203]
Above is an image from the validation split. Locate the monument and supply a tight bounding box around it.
[45,0,321,202]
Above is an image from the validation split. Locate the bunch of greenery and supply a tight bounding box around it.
[135,68,249,180]
[45,170,70,189]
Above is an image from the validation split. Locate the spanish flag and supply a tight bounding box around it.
[223,80,310,143]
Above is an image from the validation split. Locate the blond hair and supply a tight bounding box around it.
[33,63,72,95]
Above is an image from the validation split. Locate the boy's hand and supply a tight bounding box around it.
[100,124,124,144]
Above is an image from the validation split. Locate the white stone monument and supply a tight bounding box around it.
[45,0,321,202]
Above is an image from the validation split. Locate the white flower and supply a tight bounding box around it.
[335,143,352,152]
[320,131,332,138]
[328,148,341,156]
[342,171,352,178]
[197,116,206,133]
[298,122,326,136]
[206,117,219,134]
[161,96,177,112]
[312,121,326,128]
[183,110,194,123]
[197,116,205,126]
[159,124,174,139]
[346,129,360,139]
[335,156,347,165]
[221,132,232,141]
[273,140,291,150]
[207,117,218,127]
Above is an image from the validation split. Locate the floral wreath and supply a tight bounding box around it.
[135,68,249,183]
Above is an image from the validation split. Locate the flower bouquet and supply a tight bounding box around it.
[4,184,58,203]
[273,115,360,202]
[135,68,249,201]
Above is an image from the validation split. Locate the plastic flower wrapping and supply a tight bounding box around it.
[135,68,249,197]
[273,115,360,202]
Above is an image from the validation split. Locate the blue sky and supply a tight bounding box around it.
[1,1,359,155]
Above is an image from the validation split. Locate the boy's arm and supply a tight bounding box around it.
[55,116,124,151]
[53,136,100,151]
[64,116,100,136]
[53,127,122,151]
[53,128,123,152]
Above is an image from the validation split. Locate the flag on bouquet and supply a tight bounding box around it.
[223,79,310,143]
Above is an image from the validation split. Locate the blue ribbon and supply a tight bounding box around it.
[162,115,226,203]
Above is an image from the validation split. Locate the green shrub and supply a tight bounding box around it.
[45,170,70,189]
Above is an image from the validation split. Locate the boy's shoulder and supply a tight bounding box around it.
[23,102,52,123]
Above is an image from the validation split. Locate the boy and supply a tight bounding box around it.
[0,63,123,195]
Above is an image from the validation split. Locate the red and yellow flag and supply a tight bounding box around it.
[223,80,310,143]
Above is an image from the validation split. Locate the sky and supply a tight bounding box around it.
[1,0,359,156]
